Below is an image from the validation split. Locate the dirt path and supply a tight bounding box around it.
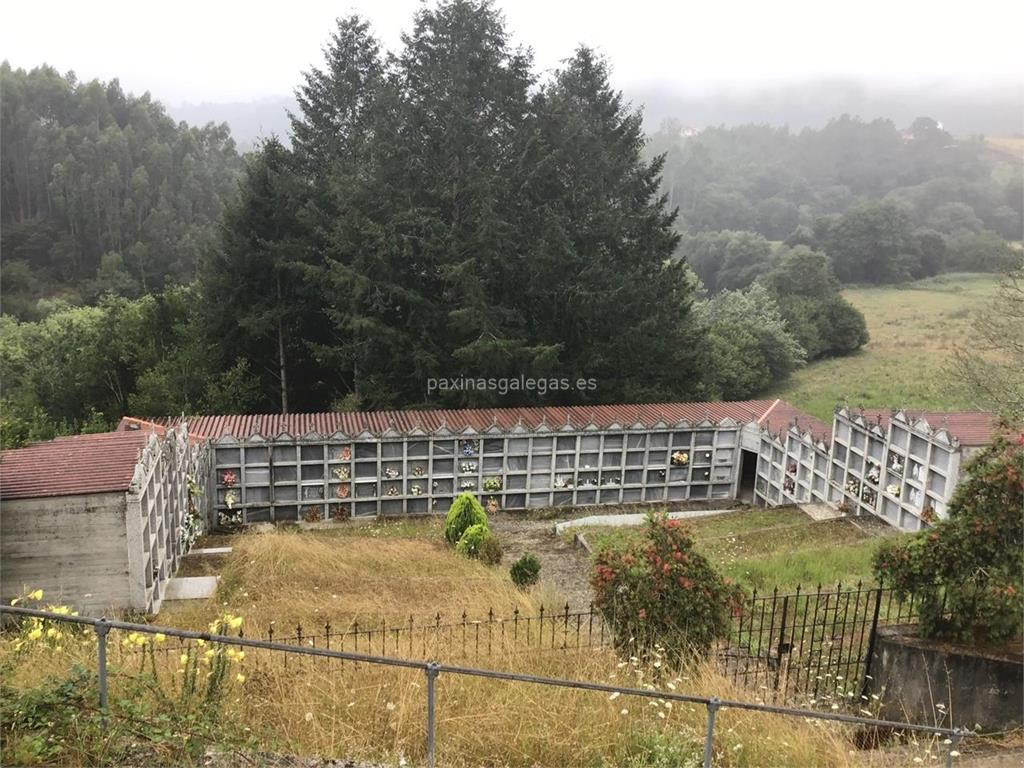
[488,513,594,609]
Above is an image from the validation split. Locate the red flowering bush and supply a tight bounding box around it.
[874,430,1024,645]
[591,513,743,657]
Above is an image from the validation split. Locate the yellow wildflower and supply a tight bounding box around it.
[154,633,166,643]
[179,653,189,664]
[228,615,243,630]
[235,651,245,662]
[235,673,246,683]
[29,589,44,601]
[197,639,206,646]
[27,627,43,641]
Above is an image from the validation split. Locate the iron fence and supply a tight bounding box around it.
[726,581,921,700]
[1,604,966,768]
[109,583,921,703]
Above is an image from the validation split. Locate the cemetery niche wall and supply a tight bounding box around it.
[753,406,995,531]
[160,402,993,533]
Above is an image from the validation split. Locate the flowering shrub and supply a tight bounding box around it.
[7,590,86,653]
[444,492,487,545]
[591,513,743,657]
[874,431,1024,645]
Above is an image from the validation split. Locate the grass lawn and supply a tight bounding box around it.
[583,508,892,592]
[769,273,1001,422]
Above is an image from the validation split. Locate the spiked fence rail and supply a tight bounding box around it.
[114,582,922,703]
[1,604,965,768]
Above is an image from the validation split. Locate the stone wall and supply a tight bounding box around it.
[866,624,1023,731]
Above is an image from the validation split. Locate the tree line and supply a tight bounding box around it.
[653,117,1021,289]
[1,61,243,316]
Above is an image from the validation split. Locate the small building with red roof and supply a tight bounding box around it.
[0,425,209,614]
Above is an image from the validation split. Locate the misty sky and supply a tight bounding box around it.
[3,0,1023,107]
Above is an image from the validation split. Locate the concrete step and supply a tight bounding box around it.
[164,575,219,600]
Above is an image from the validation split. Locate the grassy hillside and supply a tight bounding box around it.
[583,508,891,591]
[770,273,1001,421]
[985,135,1024,161]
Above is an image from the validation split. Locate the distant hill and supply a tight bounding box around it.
[165,80,1023,149]
[628,78,1024,136]
[167,96,297,151]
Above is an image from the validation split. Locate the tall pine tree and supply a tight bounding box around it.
[201,139,324,412]
[515,47,702,402]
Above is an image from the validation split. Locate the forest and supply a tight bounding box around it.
[1,0,1021,447]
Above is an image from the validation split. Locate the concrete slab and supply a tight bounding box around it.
[555,508,738,535]
[164,576,219,600]
[798,503,843,521]
[186,547,233,556]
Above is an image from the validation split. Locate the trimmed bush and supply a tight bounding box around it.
[510,553,541,588]
[444,492,487,545]
[591,513,742,657]
[455,523,490,558]
[478,533,503,566]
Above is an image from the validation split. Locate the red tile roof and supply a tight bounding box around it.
[756,399,833,443]
[859,409,996,446]
[141,400,794,440]
[0,431,150,501]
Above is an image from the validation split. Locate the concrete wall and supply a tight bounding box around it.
[0,492,131,615]
[866,624,1024,731]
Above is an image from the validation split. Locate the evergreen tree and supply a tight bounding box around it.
[518,47,701,402]
[200,139,321,412]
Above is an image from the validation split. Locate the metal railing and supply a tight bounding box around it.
[1,605,968,768]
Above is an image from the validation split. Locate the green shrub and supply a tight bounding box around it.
[510,553,541,587]
[874,432,1023,644]
[591,513,743,657]
[444,492,487,545]
[455,523,490,558]
[478,533,503,565]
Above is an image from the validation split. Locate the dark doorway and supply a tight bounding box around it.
[738,449,758,502]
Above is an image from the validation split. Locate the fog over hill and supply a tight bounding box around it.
[168,78,1023,150]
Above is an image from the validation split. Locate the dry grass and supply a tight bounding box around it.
[3,632,866,767]
[1,528,972,767]
[160,528,539,634]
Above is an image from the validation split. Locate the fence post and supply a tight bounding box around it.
[861,587,885,689]
[773,595,790,692]
[94,617,110,729]
[702,696,720,768]
[945,728,964,768]
[425,661,441,768]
